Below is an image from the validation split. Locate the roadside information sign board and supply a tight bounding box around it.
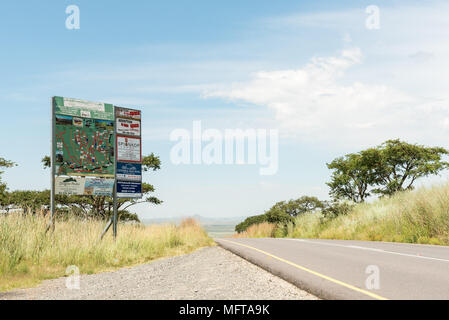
[51,97,144,238]
[114,106,143,199]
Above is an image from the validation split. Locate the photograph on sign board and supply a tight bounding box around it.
[55,176,86,196]
[84,177,114,196]
[115,106,141,120]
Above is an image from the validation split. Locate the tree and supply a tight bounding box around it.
[0,157,16,207]
[327,140,449,202]
[271,196,325,217]
[41,154,162,221]
[327,148,381,202]
[235,214,267,233]
[372,139,449,196]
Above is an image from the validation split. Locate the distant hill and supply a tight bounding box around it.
[141,214,247,226]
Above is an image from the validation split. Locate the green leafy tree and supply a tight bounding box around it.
[41,154,162,221]
[265,208,294,225]
[373,139,449,196]
[327,140,449,202]
[0,157,16,207]
[235,214,267,233]
[321,200,355,219]
[327,148,381,202]
[271,196,325,217]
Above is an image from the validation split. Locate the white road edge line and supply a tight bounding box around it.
[281,239,449,263]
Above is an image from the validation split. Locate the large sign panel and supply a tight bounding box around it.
[117,181,143,198]
[55,176,114,196]
[116,162,142,181]
[116,135,141,163]
[53,98,143,199]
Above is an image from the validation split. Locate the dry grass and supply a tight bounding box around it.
[0,214,213,292]
[237,182,449,246]
[287,182,449,245]
[232,222,276,238]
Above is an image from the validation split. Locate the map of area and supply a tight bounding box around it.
[54,115,115,177]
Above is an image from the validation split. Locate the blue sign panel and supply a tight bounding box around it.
[116,162,142,181]
[117,180,142,198]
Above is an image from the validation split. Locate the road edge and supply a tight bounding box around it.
[215,239,340,300]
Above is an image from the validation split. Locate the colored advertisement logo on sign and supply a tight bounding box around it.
[115,107,141,120]
[116,118,141,136]
[116,162,142,181]
[116,135,141,163]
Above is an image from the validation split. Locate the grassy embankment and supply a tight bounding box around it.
[0,215,213,292]
[235,182,449,245]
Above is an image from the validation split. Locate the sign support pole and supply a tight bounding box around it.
[112,106,118,239]
[113,183,118,239]
[48,97,56,232]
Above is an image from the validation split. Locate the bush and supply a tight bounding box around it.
[235,214,267,233]
[322,201,355,219]
[235,208,295,234]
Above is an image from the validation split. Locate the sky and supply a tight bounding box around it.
[1,0,449,220]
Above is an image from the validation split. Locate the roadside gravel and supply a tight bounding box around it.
[0,246,317,300]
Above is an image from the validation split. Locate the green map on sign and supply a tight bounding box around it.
[54,114,115,177]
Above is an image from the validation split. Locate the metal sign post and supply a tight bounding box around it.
[48,97,56,232]
[113,116,118,240]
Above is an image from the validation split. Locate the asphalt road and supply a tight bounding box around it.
[216,238,449,300]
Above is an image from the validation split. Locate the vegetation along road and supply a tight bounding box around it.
[0,246,317,300]
[217,238,449,300]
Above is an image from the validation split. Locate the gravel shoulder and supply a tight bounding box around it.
[0,246,317,300]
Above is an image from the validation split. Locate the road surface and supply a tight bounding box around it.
[216,238,449,300]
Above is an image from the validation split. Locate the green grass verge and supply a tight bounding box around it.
[0,215,214,292]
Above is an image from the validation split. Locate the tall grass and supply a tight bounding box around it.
[0,214,213,292]
[233,222,276,238]
[241,182,449,246]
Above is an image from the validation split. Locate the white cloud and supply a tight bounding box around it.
[203,48,441,146]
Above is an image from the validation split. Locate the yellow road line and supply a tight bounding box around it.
[220,239,388,300]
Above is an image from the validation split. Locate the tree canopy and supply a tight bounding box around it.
[33,154,162,221]
[0,157,15,205]
[327,139,449,202]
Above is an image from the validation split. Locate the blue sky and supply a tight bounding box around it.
[1,0,449,219]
